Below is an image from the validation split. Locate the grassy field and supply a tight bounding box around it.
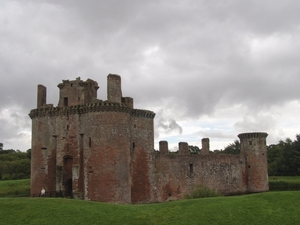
[1,178,300,224]
[0,191,300,225]
[1,176,299,197]
[0,179,30,197]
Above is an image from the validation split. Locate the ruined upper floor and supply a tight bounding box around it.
[30,74,155,119]
[36,74,133,109]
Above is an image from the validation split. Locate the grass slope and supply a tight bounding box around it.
[0,179,30,197]
[1,191,300,225]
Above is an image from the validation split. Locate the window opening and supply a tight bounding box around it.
[89,137,92,147]
[64,97,68,106]
[189,163,194,175]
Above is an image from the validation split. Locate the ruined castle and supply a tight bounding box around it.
[29,74,269,203]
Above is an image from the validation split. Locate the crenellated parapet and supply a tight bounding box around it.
[131,109,155,118]
[238,132,268,139]
[29,101,155,119]
[158,138,210,155]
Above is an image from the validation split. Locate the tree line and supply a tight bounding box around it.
[0,147,31,180]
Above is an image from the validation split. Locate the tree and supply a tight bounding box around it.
[0,143,3,150]
[189,145,200,154]
[223,140,240,154]
[267,135,300,176]
[0,149,31,180]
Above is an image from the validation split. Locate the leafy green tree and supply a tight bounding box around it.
[214,140,240,154]
[189,145,200,154]
[223,140,240,154]
[267,135,300,176]
[0,149,31,180]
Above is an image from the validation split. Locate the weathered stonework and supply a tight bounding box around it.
[29,74,269,203]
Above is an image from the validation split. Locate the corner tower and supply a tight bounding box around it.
[29,75,155,203]
[238,132,269,193]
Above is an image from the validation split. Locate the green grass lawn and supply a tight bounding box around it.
[0,191,300,225]
[0,179,30,197]
[1,178,300,224]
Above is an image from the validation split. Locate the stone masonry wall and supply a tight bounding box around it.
[153,150,247,202]
[130,115,155,203]
[82,111,132,203]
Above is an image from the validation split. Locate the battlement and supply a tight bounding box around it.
[238,132,268,140]
[159,138,211,155]
[29,101,155,119]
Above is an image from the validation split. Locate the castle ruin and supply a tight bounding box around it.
[29,74,269,203]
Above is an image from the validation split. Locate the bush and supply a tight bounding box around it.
[184,185,223,199]
[269,181,300,191]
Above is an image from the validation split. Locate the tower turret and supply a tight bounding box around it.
[238,132,269,193]
[57,77,99,107]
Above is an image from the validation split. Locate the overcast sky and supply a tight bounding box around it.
[1,0,300,151]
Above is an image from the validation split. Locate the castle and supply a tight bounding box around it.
[29,74,269,203]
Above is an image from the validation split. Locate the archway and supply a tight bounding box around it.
[63,156,73,197]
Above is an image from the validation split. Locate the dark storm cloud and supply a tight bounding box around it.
[1,0,300,150]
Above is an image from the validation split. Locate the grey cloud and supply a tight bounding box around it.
[157,118,183,135]
[194,130,236,140]
[234,113,278,133]
[1,0,300,150]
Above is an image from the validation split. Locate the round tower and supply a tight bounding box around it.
[238,132,269,193]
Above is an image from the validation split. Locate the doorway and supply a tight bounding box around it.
[63,156,73,197]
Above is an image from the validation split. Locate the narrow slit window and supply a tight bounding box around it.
[89,137,92,147]
[189,163,194,175]
[64,97,68,106]
[249,141,252,145]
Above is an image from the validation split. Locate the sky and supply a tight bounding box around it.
[1,0,300,151]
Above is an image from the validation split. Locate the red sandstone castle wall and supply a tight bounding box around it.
[153,153,247,202]
[130,116,155,203]
[30,116,57,195]
[82,111,132,203]
[239,133,269,192]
